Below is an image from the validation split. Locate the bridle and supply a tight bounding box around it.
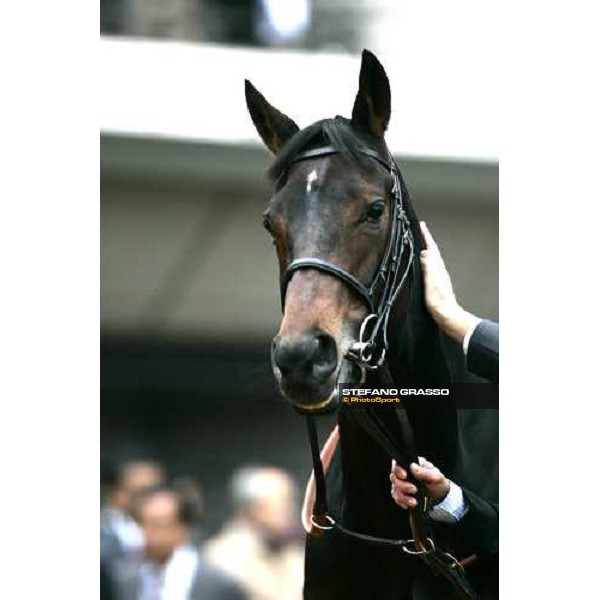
[273,143,479,600]
[280,144,415,375]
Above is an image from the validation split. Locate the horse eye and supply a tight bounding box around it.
[366,201,385,222]
[262,214,274,234]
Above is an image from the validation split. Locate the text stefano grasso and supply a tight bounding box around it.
[341,388,450,396]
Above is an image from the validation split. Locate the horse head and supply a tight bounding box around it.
[246,50,414,412]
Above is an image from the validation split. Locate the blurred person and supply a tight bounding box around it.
[419,221,499,383]
[101,459,165,562]
[112,486,246,600]
[101,559,116,600]
[172,476,206,546]
[203,0,261,46]
[205,467,304,600]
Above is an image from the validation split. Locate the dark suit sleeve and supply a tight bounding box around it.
[429,488,499,598]
[431,487,498,559]
[466,320,499,383]
[454,488,499,556]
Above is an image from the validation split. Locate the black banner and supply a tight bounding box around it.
[337,383,498,409]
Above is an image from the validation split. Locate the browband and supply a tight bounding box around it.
[291,144,394,171]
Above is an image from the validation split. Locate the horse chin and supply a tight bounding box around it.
[277,376,338,414]
[288,387,340,415]
[278,357,363,415]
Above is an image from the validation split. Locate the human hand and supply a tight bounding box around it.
[419,221,479,343]
[390,457,450,508]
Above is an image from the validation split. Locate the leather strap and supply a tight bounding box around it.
[284,258,375,313]
[306,416,328,518]
[305,412,480,600]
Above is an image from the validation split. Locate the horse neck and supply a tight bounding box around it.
[336,170,466,530]
[380,194,468,473]
[386,188,469,386]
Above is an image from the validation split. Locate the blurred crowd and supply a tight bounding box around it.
[101,0,312,47]
[100,0,362,53]
[100,459,305,600]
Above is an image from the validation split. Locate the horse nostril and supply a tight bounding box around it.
[311,334,338,380]
[273,335,309,376]
[273,333,338,383]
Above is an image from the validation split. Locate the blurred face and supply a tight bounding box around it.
[247,472,297,540]
[139,492,186,564]
[121,462,164,515]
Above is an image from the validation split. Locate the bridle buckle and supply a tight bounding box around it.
[347,313,387,369]
[402,537,436,556]
[443,551,466,574]
[310,514,336,531]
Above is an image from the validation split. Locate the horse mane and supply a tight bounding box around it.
[268,117,374,184]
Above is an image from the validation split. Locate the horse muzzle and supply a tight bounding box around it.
[272,331,340,411]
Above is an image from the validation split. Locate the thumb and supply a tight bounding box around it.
[420,221,440,256]
[411,462,440,483]
[418,456,435,469]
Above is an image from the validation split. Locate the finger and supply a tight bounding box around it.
[420,246,444,272]
[418,456,435,469]
[390,471,408,483]
[391,487,418,509]
[392,480,418,495]
[419,251,430,269]
[392,491,410,509]
[411,463,444,484]
[419,221,431,248]
[392,463,407,480]
[420,222,440,255]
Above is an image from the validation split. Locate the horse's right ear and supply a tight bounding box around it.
[245,80,300,154]
[351,50,391,138]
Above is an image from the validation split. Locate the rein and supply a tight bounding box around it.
[277,145,479,600]
[306,401,479,600]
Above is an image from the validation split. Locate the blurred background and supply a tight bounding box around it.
[100,1,498,598]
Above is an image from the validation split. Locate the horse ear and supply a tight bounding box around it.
[245,80,300,154]
[351,50,391,138]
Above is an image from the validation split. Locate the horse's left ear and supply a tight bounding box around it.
[245,79,300,154]
[351,50,391,138]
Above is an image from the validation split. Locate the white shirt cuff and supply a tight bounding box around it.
[428,480,469,523]
[462,318,483,356]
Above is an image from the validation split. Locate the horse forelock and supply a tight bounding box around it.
[268,117,380,185]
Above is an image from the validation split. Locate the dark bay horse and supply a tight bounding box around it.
[245,50,498,600]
